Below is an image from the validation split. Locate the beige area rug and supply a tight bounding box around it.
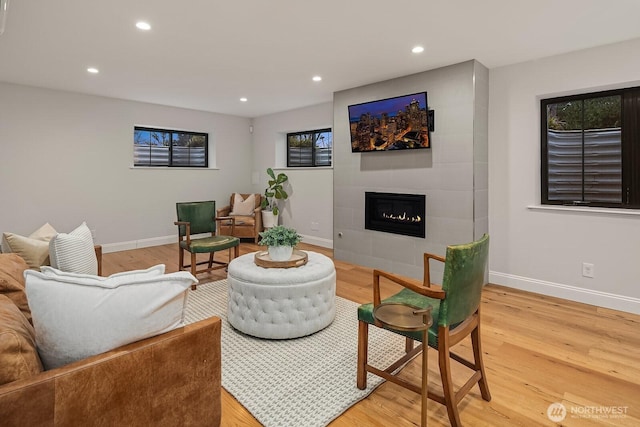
[184,279,406,427]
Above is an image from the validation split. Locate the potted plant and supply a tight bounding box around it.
[258,225,301,261]
[260,167,289,228]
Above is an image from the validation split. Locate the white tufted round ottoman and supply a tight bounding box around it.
[227,251,336,339]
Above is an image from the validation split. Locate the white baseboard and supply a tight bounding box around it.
[102,234,333,254]
[490,271,640,315]
[300,234,333,249]
[102,235,175,254]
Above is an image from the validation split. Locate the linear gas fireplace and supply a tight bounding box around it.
[365,192,426,238]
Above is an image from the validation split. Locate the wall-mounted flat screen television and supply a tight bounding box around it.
[348,92,431,152]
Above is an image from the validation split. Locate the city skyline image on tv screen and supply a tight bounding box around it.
[348,92,430,152]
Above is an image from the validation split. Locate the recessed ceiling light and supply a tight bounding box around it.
[136,21,151,31]
[240,97,248,102]
[87,67,99,74]
[312,76,322,82]
[411,46,424,54]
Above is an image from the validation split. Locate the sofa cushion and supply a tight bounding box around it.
[0,254,32,324]
[0,294,43,385]
[221,215,256,227]
[230,193,256,216]
[39,264,165,287]
[24,268,196,370]
[49,222,98,275]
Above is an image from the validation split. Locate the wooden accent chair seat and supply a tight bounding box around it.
[216,193,263,243]
[357,234,491,427]
[175,201,240,289]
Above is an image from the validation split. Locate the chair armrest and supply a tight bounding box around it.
[215,216,235,235]
[423,252,445,288]
[174,221,192,244]
[217,206,231,217]
[373,269,446,306]
[254,207,263,231]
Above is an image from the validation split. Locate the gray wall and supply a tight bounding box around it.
[251,102,334,248]
[489,37,640,313]
[0,82,253,252]
[333,60,489,282]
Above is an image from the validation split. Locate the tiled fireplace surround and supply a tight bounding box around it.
[333,60,488,284]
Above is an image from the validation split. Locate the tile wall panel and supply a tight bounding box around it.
[333,60,489,283]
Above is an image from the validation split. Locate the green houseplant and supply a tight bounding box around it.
[260,168,289,228]
[258,225,301,261]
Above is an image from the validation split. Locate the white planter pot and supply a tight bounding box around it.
[261,211,279,229]
[268,245,293,261]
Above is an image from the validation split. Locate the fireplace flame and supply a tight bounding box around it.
[382,212,422,223]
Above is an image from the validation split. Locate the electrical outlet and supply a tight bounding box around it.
[311,221,319,231]
[582,262,594,278]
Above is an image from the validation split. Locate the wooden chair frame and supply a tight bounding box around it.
[94,245,103,276]
[174,216,239,290]
[357,252,491,427]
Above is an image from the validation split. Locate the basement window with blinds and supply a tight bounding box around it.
[541,86,640,209]
[286,128,332,167]
[134,126,208,168]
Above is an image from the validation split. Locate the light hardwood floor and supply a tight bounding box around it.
[103,242,640,426]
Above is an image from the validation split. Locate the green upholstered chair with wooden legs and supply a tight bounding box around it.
[175,201,240,289]
[357,234,491,427]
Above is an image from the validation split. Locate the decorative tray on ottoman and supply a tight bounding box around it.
[254,249,308,268]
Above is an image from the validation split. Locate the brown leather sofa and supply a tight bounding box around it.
[0,253,221,427]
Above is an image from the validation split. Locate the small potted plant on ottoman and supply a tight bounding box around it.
[258,225,302,261]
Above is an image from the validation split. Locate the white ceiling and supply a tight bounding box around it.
[1,0,640,118]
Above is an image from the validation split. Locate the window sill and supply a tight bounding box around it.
[272,166,333,171]
[527,205,640,217]
[130,166,219,170]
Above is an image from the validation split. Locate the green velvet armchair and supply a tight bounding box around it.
[175,201,240,289]
[357,234,491,427]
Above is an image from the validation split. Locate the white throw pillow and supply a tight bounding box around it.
[49,222,98,275]
[24,268,197,370]
[40,264,166,284]
[230,193,256,216]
